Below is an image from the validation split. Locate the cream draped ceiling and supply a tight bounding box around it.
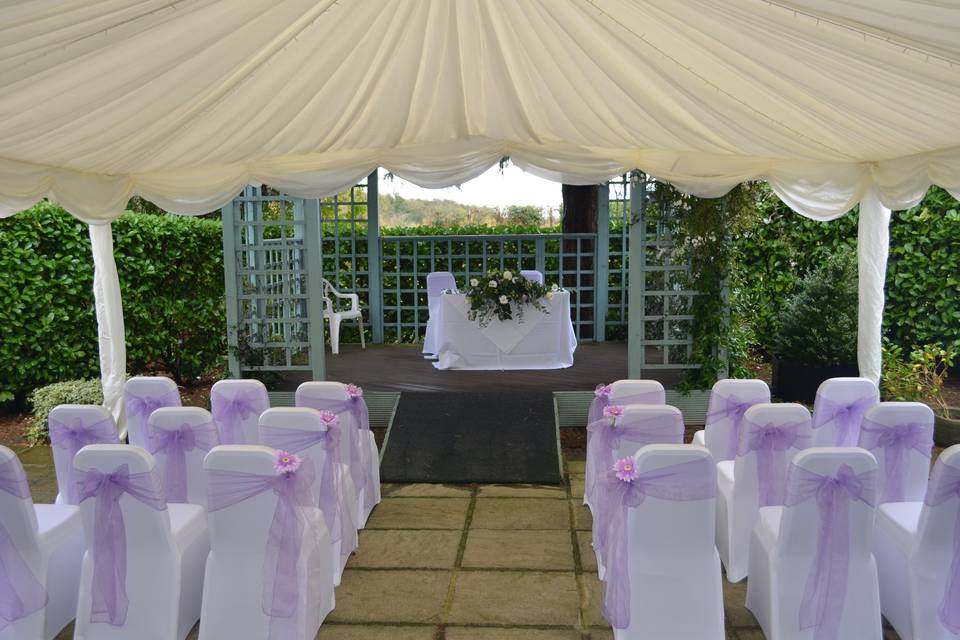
[1,0,959,412]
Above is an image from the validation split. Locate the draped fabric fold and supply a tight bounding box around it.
[48,416,117,504]
[923,462,960,634]
[0,458,47,632]
[858,417,933,503]
[147,421,219,503]
[785,463,877,640]
[737,419,810,507]
[812,395,875,446]
[124,390,180,440]
[211,389,263,445]
[705,391,768,460]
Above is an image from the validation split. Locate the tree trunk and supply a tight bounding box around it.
[561,184,598,233]
[561,184,600,340]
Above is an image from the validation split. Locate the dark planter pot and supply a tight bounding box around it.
[771,356,860,404]
[934,408,960,447]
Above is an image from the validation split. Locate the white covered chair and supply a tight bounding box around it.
[210,379,270,445]
[73,445,208,640]
[147,407,220,506]
[47,404,119,505]
[520,269,544,285]
[598,445,723,640]
[422,271,457,357]
[0,446,84,640]
[199,445,335,640]
[296,381,381,527]
[123,377,181,450]
[322,277,365,355]
[810,377,879,447]
[258,407,359,584]
[692,379,771,461]
[585,379,666,510]
[746,447,881,640]
[873,444,960,640]
[716,403,812,583]
[857,402,934,504]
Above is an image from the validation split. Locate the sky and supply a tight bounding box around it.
[378,164,563,211]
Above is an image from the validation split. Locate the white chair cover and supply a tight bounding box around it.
[199,445,335,640]
[423,271,457,356]
[148,407,220,507]
[584,379,666,510]
[520,270,544,285]
[874,445,960,640]
[716,403,812,583]
[692,379,771,461]
[604,445,723,640]
[810,377,879,447]
[857,402,934,504]
[746,447,881,640]
[295,382,381,527]
[73,445,208,640]
[258,407,359,584]
[47,404,118,505]
[0,446,84,640]
[123,377,181,449]
[210,379,270,445]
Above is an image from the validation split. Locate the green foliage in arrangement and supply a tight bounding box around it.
[463,269,553,326]
[26,378,104,445]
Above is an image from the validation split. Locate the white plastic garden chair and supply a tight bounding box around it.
[692,379,771,462]
[0,445,84,640]
[322,278,365,355]
[209,379,270,445]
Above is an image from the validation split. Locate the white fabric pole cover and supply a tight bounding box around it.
[857,189,892,385]
[88,223,126,430]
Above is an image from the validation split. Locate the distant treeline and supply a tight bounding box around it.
[379,194,557,228]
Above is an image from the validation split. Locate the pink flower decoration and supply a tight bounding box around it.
[614,457,640,483]
[346,384,363,399]
[319,410,338,425]
[595,384,612,398]
[603,405,625,418]
[275,450,301,474]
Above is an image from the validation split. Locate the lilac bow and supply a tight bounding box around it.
[125,390,179,435]
[587,384,662,426]
[738,419,809,507]
[0,458,47,632]
[211,389,262,445]
[259,422,358,559]
[76,465,167,626]
[147,421,219,503]
[207,462,322,640]
[48,416,117,504]
[785,463,877,640]
[598,457,717,629]
[923,462,960,634]
[706,392,763,460]
[813,395,875,446]
[859,418,932,503]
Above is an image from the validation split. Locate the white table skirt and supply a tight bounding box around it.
[433,291,577,370]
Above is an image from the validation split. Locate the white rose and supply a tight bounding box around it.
[551,283,559,292]
[488,280,497,288]
[498,295,509,304]
[546,291,555,300]
[503,270,513,280]
[470,278,479,287]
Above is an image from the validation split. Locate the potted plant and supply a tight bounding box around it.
[770,252,859,403]
[881,340,959,446]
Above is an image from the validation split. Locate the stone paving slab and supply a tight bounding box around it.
[444,627,581,639]
[579,573,610,629]
[461,530,574,571]
[349,530,461,569]
[327,569,451,624]
[477,484,566,498]
[447,571,580,626]
[366,497,470,530]
[570,501,592,531]
[471,498,570,530]
[382,483,473,498]
[316,623,438,639]
[576,531,597,572]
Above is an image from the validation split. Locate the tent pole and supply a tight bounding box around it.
[856,188,891,386]
[89,223,127,432]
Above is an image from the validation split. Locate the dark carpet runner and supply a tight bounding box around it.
[379,391,562,484]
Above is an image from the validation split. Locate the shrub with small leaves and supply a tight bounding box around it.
[26,378,104,445]
[881,340,957,418]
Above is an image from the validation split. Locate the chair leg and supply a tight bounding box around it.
[358,317,366,350]
[330,316,341,355]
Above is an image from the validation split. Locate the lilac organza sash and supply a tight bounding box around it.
[125,389,179,435]
[598,457,717,629]
[923,462,960,634]
[211,389,262,444]
[76,465,167,626]
[48,415,117,504]
[813,395,875,446]
[737,419,810,507]
[587,384,662,426]
[304,395,374,507]
[0,458,47,632]
[706,391,766,460]
[207,463,321,640]
[859,418,932,503]
[147,421,219,503]
[259,423,358,558]
[785,463,877,640]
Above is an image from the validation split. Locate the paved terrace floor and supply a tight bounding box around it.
[8,448,898,640]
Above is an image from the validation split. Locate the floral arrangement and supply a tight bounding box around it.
[462,269,555,326]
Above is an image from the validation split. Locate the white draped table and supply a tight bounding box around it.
[433,291,577,370]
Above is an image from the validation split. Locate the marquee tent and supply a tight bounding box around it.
[1,0,959,419]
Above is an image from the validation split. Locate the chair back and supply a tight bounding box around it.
[610,405,685,460]
[48,404,119,505]
[258,408,331,507]
[210,379,270,445]
[733,403,812,508]
[0,445,40,555]
[703,379,770,462]
[916,444,960,561]
[148,407,220,506]
[295,382,355,469]
[609,379,666,405]
[857,402,934,503]
[520,270,544,285]
[124,376,181,449]
[426,272,457,312]
[811,377,879,447]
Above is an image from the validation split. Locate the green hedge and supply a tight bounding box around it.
[0,202,224,404]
